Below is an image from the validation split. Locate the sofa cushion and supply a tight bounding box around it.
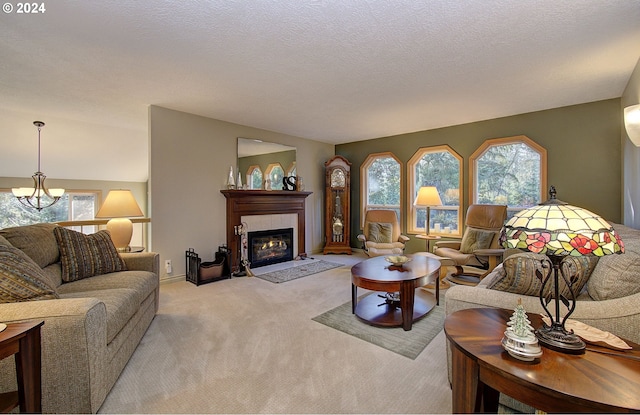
[57,270,157,307]
[54,227,127,282]
[0,245,59,303]
[488,252,596,297]
[59,288,139,343]
[367,222,393,243]
[587,224,640,300]
[460,228,495,253]
[0,223,60,268]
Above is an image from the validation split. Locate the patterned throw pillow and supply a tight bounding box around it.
[54,227,127,282]
[0,245,59,303]
[488,252,597,297]
[460,228,495,253]
[367,222,393,243]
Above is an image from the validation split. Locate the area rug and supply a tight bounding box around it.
[254,259,343,283]
[312,301,445,359]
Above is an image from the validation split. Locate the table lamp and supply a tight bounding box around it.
[95,189,144,252]
[500,186,624,353]
[414,186,442,236]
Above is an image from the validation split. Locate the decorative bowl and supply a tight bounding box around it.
[385,255,411,267]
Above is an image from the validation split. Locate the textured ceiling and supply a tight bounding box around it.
[1,0,639,181]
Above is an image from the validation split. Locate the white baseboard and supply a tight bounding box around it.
[160,274,186,285]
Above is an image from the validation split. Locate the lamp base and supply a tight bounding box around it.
[106,218,133,252]
[535,325,585,354]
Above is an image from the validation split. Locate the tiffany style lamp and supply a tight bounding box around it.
[500,186,624,353]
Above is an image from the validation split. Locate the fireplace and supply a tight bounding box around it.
[248,228,294,268]
[221,190,312,273]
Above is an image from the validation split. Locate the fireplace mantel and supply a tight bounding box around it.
[221,190,312,272]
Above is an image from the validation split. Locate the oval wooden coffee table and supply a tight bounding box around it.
[351,255,441,331]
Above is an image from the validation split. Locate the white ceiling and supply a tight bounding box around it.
[1,0,639,182]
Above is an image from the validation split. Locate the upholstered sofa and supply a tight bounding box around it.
[0,223,159,413]
[444,222,640,411]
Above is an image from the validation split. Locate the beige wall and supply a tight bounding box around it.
[149,106,334,280]
[622,57,640,228]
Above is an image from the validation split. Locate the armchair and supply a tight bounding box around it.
[433,204,507,285]
[357,209,409,257]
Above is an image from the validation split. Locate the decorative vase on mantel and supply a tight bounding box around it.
[227,166,236,190]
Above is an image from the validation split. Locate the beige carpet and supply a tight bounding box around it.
[98,254,452,414]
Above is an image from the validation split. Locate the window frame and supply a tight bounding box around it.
[407,145,463,237]
[470,135,547,216]
[265,163,285,190]
[360,151,403,228]
[0,188,102,230]
[246,165,263,190]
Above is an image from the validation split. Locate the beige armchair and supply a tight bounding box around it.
[357,209,409,257]
[434,204,507,285]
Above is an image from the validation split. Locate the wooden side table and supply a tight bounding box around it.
[0,320,44,413]
[444,308,640,413]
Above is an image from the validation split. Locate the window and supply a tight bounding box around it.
[360,152,402,226]
[0,190,100,231]
[470,135,547,219]
[408,145,462,236]
[247,165,263,190]
[286,162,296,177]
[265,163,285,190]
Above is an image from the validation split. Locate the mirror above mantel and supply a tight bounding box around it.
[237,137,296,190]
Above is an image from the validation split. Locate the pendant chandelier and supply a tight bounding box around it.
[12,121,65,211]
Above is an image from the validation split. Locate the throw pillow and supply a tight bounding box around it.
[54,227,127,282]
[587,226,640,300]
[0,223,60,268]
[488,252,597,298]
[460,228,495,253]
[367,222,393,243]
[0,245,59,303]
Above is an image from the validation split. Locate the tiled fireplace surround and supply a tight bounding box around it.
[221,190,312,273]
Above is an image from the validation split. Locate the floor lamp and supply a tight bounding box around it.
[414,186,442,252]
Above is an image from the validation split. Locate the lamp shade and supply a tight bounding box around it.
[500,194,623,257]
[624,104,640,146]
[414,186,443,207]
[95,190,143,218]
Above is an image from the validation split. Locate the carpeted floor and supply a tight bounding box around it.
[98,253,452,414]
[313,301,445,359]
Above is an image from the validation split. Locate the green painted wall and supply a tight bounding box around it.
[336,99,622,253]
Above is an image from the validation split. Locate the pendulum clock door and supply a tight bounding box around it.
[323,155,352,254]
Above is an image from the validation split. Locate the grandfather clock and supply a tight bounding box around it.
[323,155,352,254]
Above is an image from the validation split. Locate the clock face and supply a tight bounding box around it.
[330,168,346,188]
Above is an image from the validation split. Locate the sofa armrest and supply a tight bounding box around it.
[121,252,160,275]
[0,298,107,413]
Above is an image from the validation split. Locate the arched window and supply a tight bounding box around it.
[408,145,462,236]
[246,165,263,190]
[360,152,402,226]
[265,163,285,190]
[470,135,547,218]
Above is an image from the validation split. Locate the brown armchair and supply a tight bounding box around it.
[433,204,507,285]
[357,209,409,257]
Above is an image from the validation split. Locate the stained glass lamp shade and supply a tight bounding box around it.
[500,187,624,353]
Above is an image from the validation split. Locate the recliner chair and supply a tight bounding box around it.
[357,209,409,257]
[433,204,507,285]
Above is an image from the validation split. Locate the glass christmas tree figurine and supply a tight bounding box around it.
[502,300,543,361]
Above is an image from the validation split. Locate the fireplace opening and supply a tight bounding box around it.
[248,228,294,268]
